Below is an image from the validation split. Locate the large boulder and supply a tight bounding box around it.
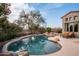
[48,36,60,43]
[53,36,60,42]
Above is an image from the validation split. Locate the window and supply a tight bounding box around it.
[69,17,72,21]
[65,18,68,21]
[74,16,77,20]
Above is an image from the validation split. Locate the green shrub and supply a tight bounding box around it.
[0,32,17,42]
[46,27,51,33]
[38,27,46,34]
[0,24,22,42]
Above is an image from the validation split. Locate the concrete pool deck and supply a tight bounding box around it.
[48,37,79,56]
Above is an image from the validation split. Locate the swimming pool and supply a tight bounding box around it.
[5,35,61,55]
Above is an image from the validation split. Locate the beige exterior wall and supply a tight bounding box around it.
[62,11,79,37]
[62,12,79,23]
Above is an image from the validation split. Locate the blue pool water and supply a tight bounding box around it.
[8,35,61,55]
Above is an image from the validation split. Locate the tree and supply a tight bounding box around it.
[15,10,46,34]
[0,3,11,42]
[46,27,52,33]
[14,10,27,28]
[0,3,11,32]
[0,3,22,42]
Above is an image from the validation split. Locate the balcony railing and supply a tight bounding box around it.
[64,19,79,23]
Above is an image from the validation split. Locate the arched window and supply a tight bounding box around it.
[74,24,78,32]
[70,25,73,32]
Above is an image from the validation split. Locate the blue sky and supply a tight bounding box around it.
[9,3,79,28]
[29,3,79,28]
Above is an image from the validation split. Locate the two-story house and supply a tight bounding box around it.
[61,11,79,37]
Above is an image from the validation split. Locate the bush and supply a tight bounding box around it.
[0,32,17,42]
[46,27,51,33]
[38,27,46,34]
[0,23,23,42]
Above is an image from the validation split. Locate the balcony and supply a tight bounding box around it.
[64,19,79,23]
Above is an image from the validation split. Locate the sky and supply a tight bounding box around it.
[8,3,79,28]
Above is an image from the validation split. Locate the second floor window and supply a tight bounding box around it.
[65,18,68,21]
[74,16,77,20]
[69,17,72,21]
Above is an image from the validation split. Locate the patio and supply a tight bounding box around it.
[48,36,79,56]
